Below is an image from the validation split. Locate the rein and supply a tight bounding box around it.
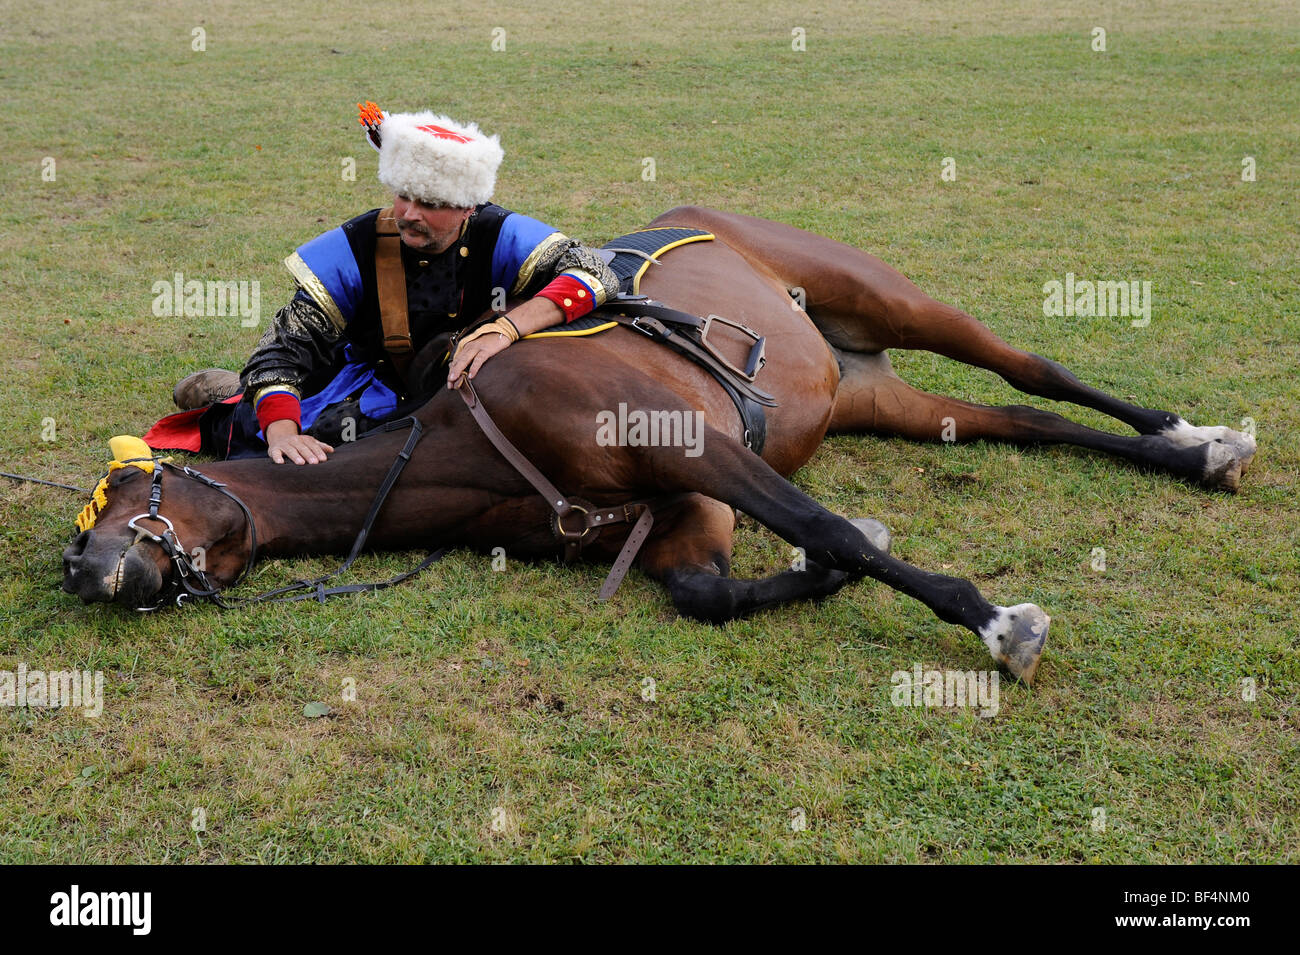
[77,378,674,609]
[131,416,447,611]
[1,471,89,494]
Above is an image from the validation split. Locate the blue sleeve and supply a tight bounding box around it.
[284,226,365,329]
[491,212,564,294]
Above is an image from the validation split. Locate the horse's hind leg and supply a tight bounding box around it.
[829,350,1245,491]
[649,206,1255,471]
[842,299,1255,471]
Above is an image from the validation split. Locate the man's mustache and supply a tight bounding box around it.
[396,219,430,234]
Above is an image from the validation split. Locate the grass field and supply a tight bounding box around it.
[1,0,1297,862]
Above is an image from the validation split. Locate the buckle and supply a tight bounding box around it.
[627,317,657,338]
[181,466,226,489]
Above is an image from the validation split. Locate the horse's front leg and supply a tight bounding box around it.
[637,495,892,622]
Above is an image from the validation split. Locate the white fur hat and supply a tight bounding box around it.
[375,112,504,208]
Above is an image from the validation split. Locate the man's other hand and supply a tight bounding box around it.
[266,419,334,465]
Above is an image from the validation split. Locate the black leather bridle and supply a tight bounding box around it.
[123,416,446,611]
[125,458,256,610]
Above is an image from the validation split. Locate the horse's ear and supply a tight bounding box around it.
[109,435,153,463]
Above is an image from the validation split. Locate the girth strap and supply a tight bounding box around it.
[374,207,414,382]
[599,298,773,454]
[453,376,681,599]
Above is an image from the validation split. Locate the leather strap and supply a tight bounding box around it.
[453,376,682,599]
[603,305,777,408]
[374,207,413,382]
[456,376,572,515]
[599,504,654,600]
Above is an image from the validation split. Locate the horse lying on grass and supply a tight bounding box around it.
[61,206,1257,685]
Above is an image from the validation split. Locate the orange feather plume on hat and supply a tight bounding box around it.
[358,100,385,152]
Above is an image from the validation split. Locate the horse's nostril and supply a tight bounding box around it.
[64,530,91,559]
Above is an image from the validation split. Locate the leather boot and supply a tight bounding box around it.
[173,369,241,410]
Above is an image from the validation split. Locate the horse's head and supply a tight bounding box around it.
[61,436,252,608]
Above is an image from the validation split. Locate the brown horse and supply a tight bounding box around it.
[61,206,1257,684]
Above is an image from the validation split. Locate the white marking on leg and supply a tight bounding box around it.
[979,603,1050,683]
[978,606,1012,658]
[1160,417,1257,457]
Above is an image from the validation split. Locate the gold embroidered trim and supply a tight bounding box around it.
[284,252,347,332]
[560,267,611,306]
[510,231,569,296]
[253,384,302,407]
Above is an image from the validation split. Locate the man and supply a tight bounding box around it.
[171,103,619,463]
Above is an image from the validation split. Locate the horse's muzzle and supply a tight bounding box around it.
[62,530,165,606]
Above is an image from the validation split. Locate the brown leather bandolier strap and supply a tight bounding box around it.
[453,375,685,600]
[374,207,414,382]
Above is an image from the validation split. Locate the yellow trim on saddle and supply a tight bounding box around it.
[518,229,715,341]
[629,229,714,294]
[523,321,620,340]
[74,436,157,533]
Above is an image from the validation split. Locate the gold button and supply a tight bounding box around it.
[418,260,429,267]
[448,312,457,318]
[563,297,573,307]
[577,289,586,297]
[459,247,468,257]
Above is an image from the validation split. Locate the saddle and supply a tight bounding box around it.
[436,226,777,454]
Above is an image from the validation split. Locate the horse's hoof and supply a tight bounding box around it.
[980,603,1050,685]
[1224,433,1256,475]
[1205,430,1256,476]
[850,517,891,555]
[1163,419,1257,476]
[1200,441,1242,493]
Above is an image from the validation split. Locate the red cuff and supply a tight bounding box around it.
[536,274,596,322]
[255,392,302,433]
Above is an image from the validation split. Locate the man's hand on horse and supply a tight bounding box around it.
[266,419,334,465]
[448,321,515,386]
[447,298,564,387]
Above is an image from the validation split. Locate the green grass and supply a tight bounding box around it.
[0,0,1297,862]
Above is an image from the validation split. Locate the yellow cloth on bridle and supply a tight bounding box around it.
[74,436,156,532]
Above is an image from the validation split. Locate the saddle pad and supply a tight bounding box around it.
[523,226,714,340]
[523,312,619,339]
[601,226,713,295]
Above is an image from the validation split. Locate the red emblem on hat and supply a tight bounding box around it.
[415,123,475,144]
